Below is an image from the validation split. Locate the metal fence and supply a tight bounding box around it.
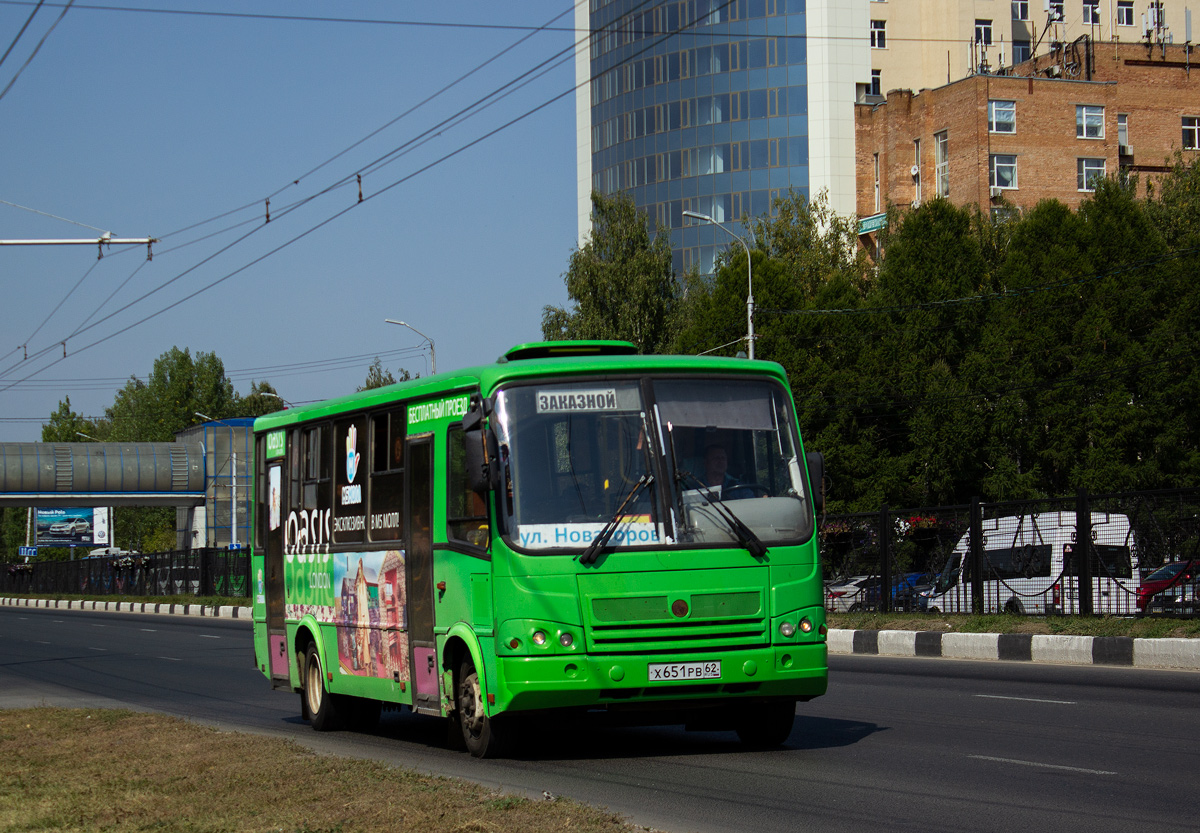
[820,488,1200,617]
[1,548,250,599]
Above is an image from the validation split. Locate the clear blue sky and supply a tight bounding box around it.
[0,1,579,440]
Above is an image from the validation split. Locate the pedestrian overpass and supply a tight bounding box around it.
[0,418,254,548]
[0,442,205,507]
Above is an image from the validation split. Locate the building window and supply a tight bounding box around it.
[1012,0,1029,20]
[975,19,993,44]
[1116,0,1134,25]
[989,100,1016,133]
[1149,1,1164,28]
[870,69,882,96]
[1078,158,1105,191]
[1118,113,1129,147]
[1013,40,1031,63]
[1049,0,1064,20]
[935,131,949,197]
[990,154,1018,189]
[1077,105,1104,139]
[1184,116,1200,149]
[871,20,886,48]
[873,153,881,212]
[1083,0,1100,23]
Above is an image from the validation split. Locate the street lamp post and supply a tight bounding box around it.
[258,392,294,408]
[682,209,754,360]
[385,319,437,374]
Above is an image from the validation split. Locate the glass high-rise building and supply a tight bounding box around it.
[575,0,865,274]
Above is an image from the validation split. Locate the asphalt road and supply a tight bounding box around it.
[2,608,1197,833]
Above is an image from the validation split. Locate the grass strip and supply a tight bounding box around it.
[0,708,639,833]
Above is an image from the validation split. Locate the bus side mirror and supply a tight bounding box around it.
[465,428,489,495]
[462,401,490,496]
[806,451,825,514]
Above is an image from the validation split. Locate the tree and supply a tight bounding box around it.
[357,358,412,392]
[41,396,98,443]
[105,347,237,442]
[543,190,679,353]
[240,381,291,417]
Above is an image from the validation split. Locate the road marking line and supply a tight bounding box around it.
[198,635,220,639]
[975,694,1076,705]
[140,629,157,632]
[969,755,1117,776]
[159,656,181,662]
[87,647,107,652]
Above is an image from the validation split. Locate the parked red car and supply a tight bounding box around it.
[1137,559,1199,611]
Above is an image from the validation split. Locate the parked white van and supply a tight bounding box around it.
[922,512,1140,615]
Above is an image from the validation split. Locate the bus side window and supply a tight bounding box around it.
[369,410,405,542]
[448,425,488,549]
[303,424,330,510]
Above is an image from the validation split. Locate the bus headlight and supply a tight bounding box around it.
[798,617,814,633]
[559,632,574,648]
[532,630,547,646]
[779,621,797,638]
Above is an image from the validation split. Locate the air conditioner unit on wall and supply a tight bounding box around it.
[990,186,1004,198]
[1120,143,1134,156]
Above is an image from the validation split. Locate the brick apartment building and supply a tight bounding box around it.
[855,39,1200,243]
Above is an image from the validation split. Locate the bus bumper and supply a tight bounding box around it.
[495,643,827,713]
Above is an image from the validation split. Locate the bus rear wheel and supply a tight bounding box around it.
[735,699,796,749]
[456,655,502,758]
[304,643,343,732]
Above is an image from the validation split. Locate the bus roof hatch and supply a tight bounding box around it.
[501,340,638,362]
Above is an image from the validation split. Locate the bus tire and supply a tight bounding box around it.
[303,642,343,732]
[456,655,502,758]
[735,699,796,748]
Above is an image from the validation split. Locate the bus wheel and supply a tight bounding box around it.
[303,643,343,732]
[456,656,502,758]
[735,699,796,748]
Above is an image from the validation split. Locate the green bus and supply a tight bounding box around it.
[251,341,827,757]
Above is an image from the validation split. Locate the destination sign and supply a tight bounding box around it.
[536,388,620,414]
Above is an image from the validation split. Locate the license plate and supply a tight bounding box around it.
[647,661,721,682]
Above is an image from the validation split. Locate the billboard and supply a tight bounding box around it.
[35,508,110,547]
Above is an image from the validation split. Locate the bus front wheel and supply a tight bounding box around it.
[735,699,796,748]
[304,643,343,732]
[456,655,502,758]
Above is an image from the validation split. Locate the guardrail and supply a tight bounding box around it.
[1,548,250,599]
[820,488,1200,617]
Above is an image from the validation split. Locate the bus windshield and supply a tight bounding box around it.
[492,376,813,552]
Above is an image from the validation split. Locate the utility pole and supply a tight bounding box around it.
[0,235,157,259]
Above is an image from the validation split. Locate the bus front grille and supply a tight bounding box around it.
[580,573,769,655]
[587,617,768,654]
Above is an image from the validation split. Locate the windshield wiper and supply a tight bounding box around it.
[677,469,768,559]
[579,473,653,565]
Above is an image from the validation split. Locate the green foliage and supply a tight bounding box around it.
[41,396,99,443]
[105,347,237,442]
[543,190,679,353]
[669,177,1200,511]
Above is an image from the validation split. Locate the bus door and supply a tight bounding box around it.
[406,437,439,714]
[262,430,293,689]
